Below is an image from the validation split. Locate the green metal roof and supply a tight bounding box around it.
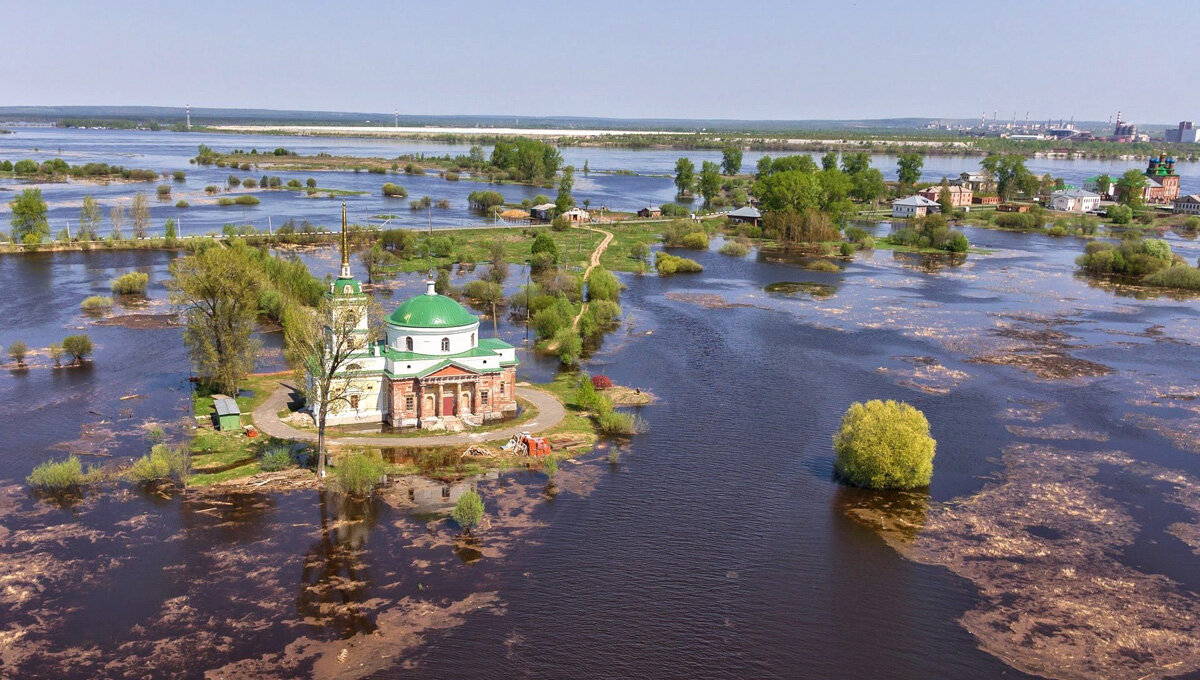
[387,292,477,328]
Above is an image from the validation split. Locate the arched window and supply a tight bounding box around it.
[343,285,353,295]
[441,337,450,352]
[405,337,413,351]
[346,363,362,371]
[470,333,475,346]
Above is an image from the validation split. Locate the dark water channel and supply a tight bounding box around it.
[3,219,1200,674]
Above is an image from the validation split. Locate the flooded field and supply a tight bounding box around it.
[2,131,1200,679]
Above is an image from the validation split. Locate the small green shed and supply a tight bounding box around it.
[213,396,242,432]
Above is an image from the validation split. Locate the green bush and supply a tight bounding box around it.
[259,447,294,472]
[629,242,652,261]
[839,242,855,256]
[172,170,186,182]
[1145,264,1200,290]
[156,184,172,198]
[655,253,703,275]
[27,456,84,490]
[596,408,646,436]
[679,231,710,249]
[553,327,582,365]
[128,444,189,484]
[1076,236,1175,277]
[234,195,260,206]
[217,197,234,206]
[110,271,149,295]
[833,400,936,489]
[334,450,388,497]
[585,267,620,302]
[1107,204,1133,224]
[81,295,114,312]
[382,182,408,198]
[452,489,484,532]
[175,200,190,208]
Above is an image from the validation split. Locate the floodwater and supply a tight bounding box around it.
[2,127,1199,238]
[2,132,1200,679]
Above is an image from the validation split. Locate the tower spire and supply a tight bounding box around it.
[339,200,351,279]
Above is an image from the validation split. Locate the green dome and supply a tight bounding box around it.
[388,291,477,328]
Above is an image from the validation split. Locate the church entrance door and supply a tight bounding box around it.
[442,395,456,416]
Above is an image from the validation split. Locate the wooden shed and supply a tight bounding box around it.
[213,396,241,431]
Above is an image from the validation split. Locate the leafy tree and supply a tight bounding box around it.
[358,243,391,284]
[49,343,64,367]
[164,218,178,245]
[79,195,102,241]
[821,151,839,171]
[1116,169,1147,207]
[850,168,886,204]
[382,182,407,198]
[840,152,871,177]
[168,247,262,395]
[531,231,559,261]
[1095,173,1112,196]
[285,296,381,477]
[674,157,695,197]
[9,189,49,243]
[453,489,484,533]
[756,155,773,177]
[7,340,27,366]
[555,165,575,213]
[936,178,955,215]
[698,161,722,204]
[1106,204,1133,224]
[833,400,936,489]
[721,146,743,175]
[896,153,923,190]
[62,335,93,364]
[990,155,1035,201]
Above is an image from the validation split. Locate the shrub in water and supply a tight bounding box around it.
[452,489,484,532]
[81,295,114,313]
[655,253,703,275]
[27,456,84,490]
[334,450,388,497]
[719,241,750,257]
[833,400,936,490]
[62,334,93,363]
[128,444,189,484]
[110,271,149,295]
[382,182,408,198]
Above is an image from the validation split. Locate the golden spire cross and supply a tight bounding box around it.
[339,200,351,278]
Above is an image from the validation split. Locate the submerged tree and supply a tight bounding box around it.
[168,246,262,395]
[131,192,150,239]
[698,161,722,204]
[452,489,484,534]
[109,204,126,241]
[79,195,102,241]
[674,157,695,197]
[9,189,49,244]
[721,146,743,176]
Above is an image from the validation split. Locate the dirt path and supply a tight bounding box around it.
[251,380,565,448]
[571,224,614,331]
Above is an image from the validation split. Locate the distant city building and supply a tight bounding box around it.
[918,184,973,207]
[1172,194,1200,215]
[1049,188,1101,213]
[1111,112,1138,142]
[1166,121,1199,144]
[891,195,940,218]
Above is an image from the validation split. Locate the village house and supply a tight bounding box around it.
[891,195,941,218]
[561,207,591,222]
[1082,176,1117,200]
[1048,188,1101,213]
[636,206,662,218]
[918,184,973,207]
[1173,194,1200,215]
[307,216,518,430]
[529,203,556,222]
[996,203,1030,213]
[727,206,762,226]
[972,195,999,205]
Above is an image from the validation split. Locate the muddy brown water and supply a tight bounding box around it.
[2,220,1200,678]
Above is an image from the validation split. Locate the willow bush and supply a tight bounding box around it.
[833,400,936,490]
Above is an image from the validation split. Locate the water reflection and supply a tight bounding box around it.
[297,491,381,636]
[834,485,931,544]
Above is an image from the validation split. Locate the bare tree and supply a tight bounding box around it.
[131,192,150,239]
[110,204,127,241]
[80,195,101,241]
[285,295,381,477]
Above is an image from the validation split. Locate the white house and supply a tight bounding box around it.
[1048,188,1101,213]
[1173,194,1200,215]
[891,195,941,218]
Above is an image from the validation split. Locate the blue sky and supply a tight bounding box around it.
[4,0,1195,123]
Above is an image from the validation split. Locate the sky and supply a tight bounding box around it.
[3,0,1197,124]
